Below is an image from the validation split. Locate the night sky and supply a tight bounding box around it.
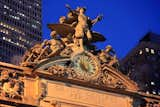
[42,0,160,59]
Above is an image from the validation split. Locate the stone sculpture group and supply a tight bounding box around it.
[21,5,119,68]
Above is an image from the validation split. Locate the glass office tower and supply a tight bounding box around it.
[0,0,42,64]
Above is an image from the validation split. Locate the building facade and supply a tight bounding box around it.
[121,32,160,95]
[1,61,159,107]
[0,5,159,107]
[0,0,42,64]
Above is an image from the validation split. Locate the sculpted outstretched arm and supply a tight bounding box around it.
[91,14,103,25]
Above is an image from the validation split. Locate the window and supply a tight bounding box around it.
[145,48,149,52]
[151,49,155,54]
[139,50,143,55]
[151,81,155,85]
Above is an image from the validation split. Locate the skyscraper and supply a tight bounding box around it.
[0,0,42,65]
[121,32,160,95]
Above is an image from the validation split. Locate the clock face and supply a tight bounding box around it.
[72,52,100,78]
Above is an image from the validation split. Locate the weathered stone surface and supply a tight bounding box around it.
[40,80,132,107]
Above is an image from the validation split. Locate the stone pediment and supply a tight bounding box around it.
[31,50,138,92]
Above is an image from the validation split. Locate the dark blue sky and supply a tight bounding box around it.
[42,0,160,59]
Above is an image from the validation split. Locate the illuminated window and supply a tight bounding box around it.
[9,15,20,20]
[35,3,40,7]
[2,37,6,40]
[0,29,9,35]
[3,12,7,14]
[145,48,149,52]
[151,49,155,54]
[8,39,11,42]
[19,36,22,40]
[36,21,40,24]
[152,91,156,95]
[151,81,155,85]
[17,12,26,17]
[139,50,143,55]
[146,91,149,94]
[0,22,24,35]
[32,24,38,29]
[4,5,9,9]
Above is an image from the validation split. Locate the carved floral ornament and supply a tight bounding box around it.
[0,68,24,100]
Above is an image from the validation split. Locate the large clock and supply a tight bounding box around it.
[71,51,100,78]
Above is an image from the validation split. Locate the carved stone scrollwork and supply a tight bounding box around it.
[96,72,126,89]
[0,69,24,100]
[44,62,127,90]
[47,65,78,80]
[96,64,127,89]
